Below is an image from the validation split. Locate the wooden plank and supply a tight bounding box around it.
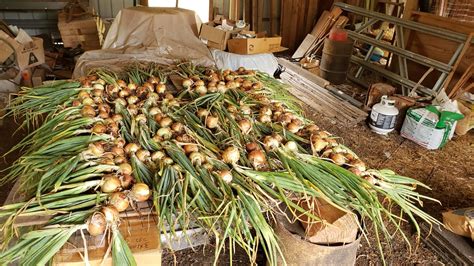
[269,0,275,35]
[252,0,258,31]
[305,0,319,36]
[443,33,473,90]
[292,33,317,59]
[244,0,251,23]
[257,0,264,33]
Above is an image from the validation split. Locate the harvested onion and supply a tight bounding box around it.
[222,146,240,164]
[130,183,151,202]
[102,175,121,193]
[109,192,129,212]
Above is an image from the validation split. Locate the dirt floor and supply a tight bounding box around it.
[1,96,472,265]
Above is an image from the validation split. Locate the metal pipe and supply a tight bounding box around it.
[351,56,434,95]
[347,31,452,73]
[355,30,385,78]
[355,18,378,33]
[335,2,472,43]
[432,42,465,92]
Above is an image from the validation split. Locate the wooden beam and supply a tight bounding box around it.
[257,0,264,33]
[244,0,251,23]
[252,0,258,31]
[209,0,214,21]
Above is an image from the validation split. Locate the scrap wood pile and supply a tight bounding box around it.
[0,62,440,265]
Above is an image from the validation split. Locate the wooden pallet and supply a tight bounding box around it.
[278,59,367,125]
[421,223,474,265]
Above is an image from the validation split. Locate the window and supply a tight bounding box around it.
[148,0,210,22]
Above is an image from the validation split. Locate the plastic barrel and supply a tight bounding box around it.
[273,215,361,266]
[320,38,354,85]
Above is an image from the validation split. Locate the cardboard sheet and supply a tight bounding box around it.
[74,7,214,77]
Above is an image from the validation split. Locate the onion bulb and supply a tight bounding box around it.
[136,149,151,162]
[102,205,120,223]
[241,105,252,115]
[119,163,133,175]
[114,155,127,164]
[222,146,240,164]
[109,192,129,212]
[127,95,139,105]
[151,151,165,161]
[130,183,151,202]
[81,105,96,118]
[135,114,147,124]
[102,175,122,193]
[78,90,90,99]
[183,144,198,154]
[149,107,161,116]
[350,159,366,172]
[206,115,219,129]
[195,85,207,95]
[91,123,107,134]
[171,122,184,133]
[246,142,258,152]
[155,83,166,94]
[348,167,362,176]
[238,119,252,134]
[111,146,125,156]
[310,135,328,153]
[88,142,104,157]
[87,212,107,236]
[124,143,140,154]
[82,97,94,106]
[189,152,205,166]
[248,150,266,169]
[263,136,280,151]
[182,78,193,88]
[284,141,298,152]
[217,170,232,183]
[260,106,272,116]
[162,157,174,165]
[217,83,227,93]
[197,108,209,118]
[160,117,173,128]
[120,174,134,189]
[156,127,172,140]
[258,114,272,123]
[330,153,346,166]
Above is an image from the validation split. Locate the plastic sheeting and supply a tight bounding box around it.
[211,49,279,76]
[73,7,214,77]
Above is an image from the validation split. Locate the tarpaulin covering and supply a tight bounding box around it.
[73,7,214,77]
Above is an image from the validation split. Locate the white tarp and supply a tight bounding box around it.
[74,7,214,77]
[211,49,278,75]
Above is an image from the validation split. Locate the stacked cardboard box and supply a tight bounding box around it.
[58,12,101,51]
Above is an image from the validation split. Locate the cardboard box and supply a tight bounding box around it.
[199,22,248,51]
[227,36,287,55]
[0,31,45,70]
[53,217,162,266]
[58,11,101,50]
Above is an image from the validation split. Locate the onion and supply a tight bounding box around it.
[242,80,252,90]
[171,122,184,133]
[162,157,174,165]
[284,141,298,152]
[135,114,147,124]
[87,212,107,236]
[119,163,133,175]
[252,82,262,90]
[72,100,81,107]
[92,88,103,97]
[92,83,104,91]
[260,106,272,116]
[317,131,330,138]
[287,122,301,133]
[207,85,217,93]
[102,205,120,224]
[263,136,280,151]
[93,96,103,104]
[128,83,137,90]
[156,83,166,94]
[241,105,252,115]
[151,151,165,161]
[118,88,130,98]
[136,149,151,162]
[82,97,94,106]
[348,167,362,176]
[182,78,193,88]
[98,111,109,119]
[248,149,266,169]
[206,115,219,129]
[217,170,233,183]
[114,98,127,106]
[183,144,198,154]
[197,108,209,118]
[195,85,207,95]
[310,135,328,153]
[350,159,366,172]
[101,157,115,165]
[156,127,172,140]
[127,95,139,105]
[109,192,129,212]
[238,119,252,134]
[176,134,193,143]
[203,163,214,171]
[124,143,140,154]
[143,82,154,92]
[149,107,161,117]
[305,124,319,133]
[117,80,127,88]
[148,77,159,84]
[115,138,126,148]
[227,105,238,113]
[120,174,134,189]
[222,146,240,164]
[258,114,272,123]
[160,117,173,128]
[114,155,127,164]
[130,183,151,202]
[330,153,346,165]
[127,104,138,116]
[194,80,205,87]
[217,83,227,93]
[189,152,205,166]
[91,123,107,134]
[78,90,90,99]
[102,175,122,193]
[246,142,258,152]
[278,114,292,125]
[88,142,104,157]
[81,105,96,117]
